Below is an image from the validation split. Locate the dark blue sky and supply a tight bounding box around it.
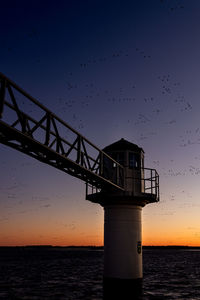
[1,0,200,246]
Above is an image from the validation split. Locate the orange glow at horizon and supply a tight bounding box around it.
[1,237,200,247]
[1,221,200,247]
[0,229,104,247]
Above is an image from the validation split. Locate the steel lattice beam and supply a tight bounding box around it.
[0,72,124,191]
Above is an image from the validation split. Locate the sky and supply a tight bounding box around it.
[1,0,200,246]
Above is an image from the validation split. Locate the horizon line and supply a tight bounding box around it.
[1,245,200,248]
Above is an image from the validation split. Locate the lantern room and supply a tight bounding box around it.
[85,138,159,285]
[102,138,144,195]
[86,138,159,206]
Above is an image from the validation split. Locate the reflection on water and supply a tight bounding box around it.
[143,249,200,299]
[0,247,200,299]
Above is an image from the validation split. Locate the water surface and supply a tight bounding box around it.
[0,247,200,299]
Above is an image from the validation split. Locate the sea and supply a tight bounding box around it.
[0,246,200,300]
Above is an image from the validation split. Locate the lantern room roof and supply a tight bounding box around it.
[103,138,144,153]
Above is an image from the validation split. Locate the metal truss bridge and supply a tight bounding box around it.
[0,72,124,191]
[0,72,160,201]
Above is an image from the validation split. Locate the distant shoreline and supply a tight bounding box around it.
[0,245,200,250]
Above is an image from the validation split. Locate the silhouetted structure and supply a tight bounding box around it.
[0,72,123,191]
[86,139,159,297]
[0,73,159,298]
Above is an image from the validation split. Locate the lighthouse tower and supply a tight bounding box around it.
[86,138,159,297]
[0,73,160,298]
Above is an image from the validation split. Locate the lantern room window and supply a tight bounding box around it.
[111,152,125,167]
[129,153,140,169]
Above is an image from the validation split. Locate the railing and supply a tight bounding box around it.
[142,168,159,201]
[86,167,159,202]
[86,183,101,196]
[0,72,124,190]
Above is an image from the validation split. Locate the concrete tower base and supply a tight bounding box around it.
[103,204,143,299]
[104,205,142,280]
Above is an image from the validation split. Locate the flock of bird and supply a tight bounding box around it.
[3,37,196,166]
[2,0,199,226]
[179,128,200,148]
[56,69,193,132]
[159,0,185,12]
[79,47,152,70]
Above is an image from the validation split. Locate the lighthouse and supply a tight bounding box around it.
[0,74,159,298]
[86,138,159,297]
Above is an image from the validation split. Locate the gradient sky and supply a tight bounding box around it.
[1,0,200,246]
